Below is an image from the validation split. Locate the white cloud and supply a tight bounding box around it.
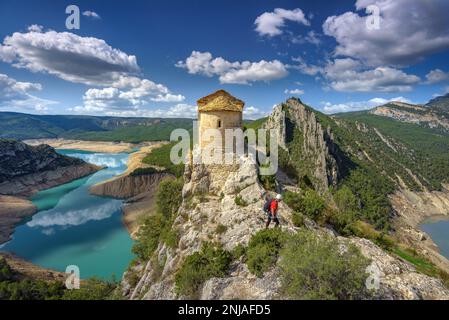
[284,88,304,95]
[290,30,322,45]
[73,76,185,114]
[75,103,198,119]
[82,11,101,19]
[176,51,288,84]
[322,0,449,67]
[243,106,268,120]
[255,8,310,37]
[322,96,412,114]
[425,69,449,84]
[0,27,185,114]
[27,24,43,33]
[0,73,56,112]
[0,28,139,86]
[329,66,420,93]
[292,57,420,92]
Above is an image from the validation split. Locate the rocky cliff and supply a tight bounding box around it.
[0,139,100,196]
[90,171,172,199]
[122,153,449,300]
[264,98,341,193]
[0,139,100,244]
[370,101,449,131]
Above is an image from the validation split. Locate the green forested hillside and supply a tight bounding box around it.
[336,111,449,191]
[0,112,193,142]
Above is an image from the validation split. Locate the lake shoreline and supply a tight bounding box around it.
[23,138,148,154]
[391,186,449,273]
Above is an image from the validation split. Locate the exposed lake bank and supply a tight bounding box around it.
[1,150,135,279]
[23,138,142,154]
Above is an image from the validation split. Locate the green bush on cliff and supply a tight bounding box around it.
[62,278,117,300]
[142,142,184,177]
[156,178,183,220]
[130,167,162,176]
[132,177,184,260]
[0,258,14,282]
[246,228,287,277]
[279,230,370,300]
[175,243,232,299]
[283,190,325,221]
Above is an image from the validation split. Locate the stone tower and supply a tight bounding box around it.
[197,90,245,152]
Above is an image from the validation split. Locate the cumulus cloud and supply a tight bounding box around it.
[0,28,139,86]
[255,8,310,37]
[322,96,412,114]
[292,57,420,92]
[425,69,449,84]
[290,30,322,45]
[72,76,185,114]
[0,27,185,114]
[82,11,101,19]
[243,106,269,120]
[176,51,288,85]
[77,103,198,119]
[0,73,56,112]
[284,88,304,95]
[323,0,449,67]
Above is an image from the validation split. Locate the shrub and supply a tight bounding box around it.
[231,244,247,261]
[62,278,117,300]
[349,221,395,250]
[284,190,326,221]
[132,213,164,260]
[234,195,248,207]
[292,212,305,227]
[0,279,65,300]
[283,191,302,212]
[0,257,14,282]
[130,167,162,176]
[156,178,183,220]
[279,230,370,300]
[160,224,179,249]
[301,189,325,219]
[246,229,287,277]
[215,224,227,234]
[334,186,359,213]
[142,142,185,177]
[175,243,232,298]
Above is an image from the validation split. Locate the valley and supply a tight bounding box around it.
[1,92,449,300]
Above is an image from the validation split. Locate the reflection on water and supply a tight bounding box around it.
[421,219,449,260]
[1,150,134,279]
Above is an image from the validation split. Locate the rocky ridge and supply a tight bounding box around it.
[123,152,449,300]
[263,98,341,193]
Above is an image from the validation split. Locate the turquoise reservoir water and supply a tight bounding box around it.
[0,150,134,280]
[421,219,449,259]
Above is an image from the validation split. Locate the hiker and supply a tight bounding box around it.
[265,194,282,229]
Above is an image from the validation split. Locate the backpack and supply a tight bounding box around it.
[263,197,273,213]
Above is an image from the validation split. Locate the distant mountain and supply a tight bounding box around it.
[426,93,449,113]
[368,100,449,132]
[0,112,194,142]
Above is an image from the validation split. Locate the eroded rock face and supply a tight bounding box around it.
[123,151,449,300]
[263,99,340,193]
[0,139,85,183]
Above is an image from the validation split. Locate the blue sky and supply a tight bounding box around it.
[1,0,449,119]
